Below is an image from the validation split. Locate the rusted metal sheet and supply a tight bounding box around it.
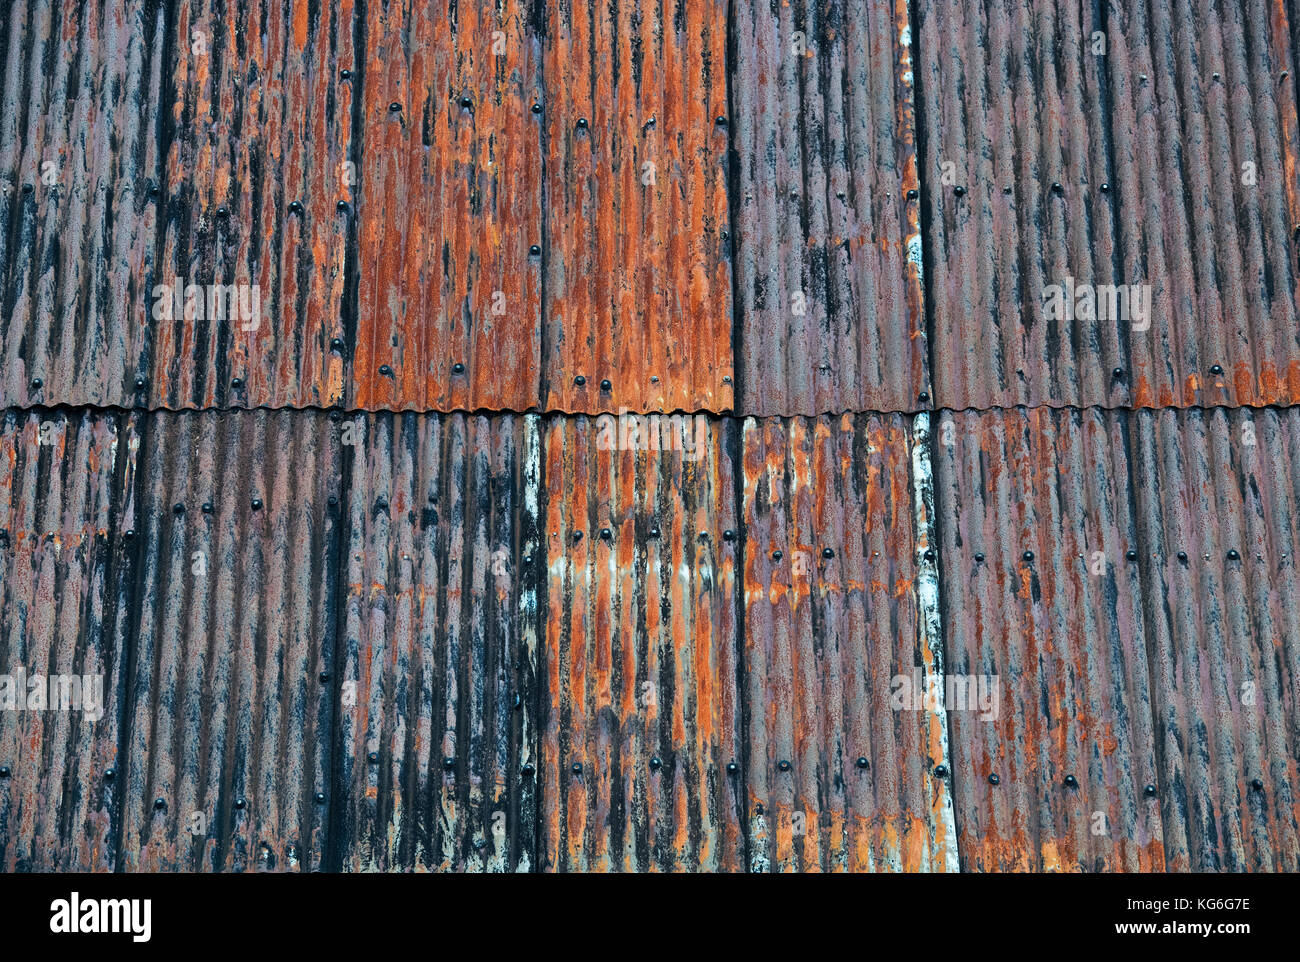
[919,0,1300,411]
[1107,0,1300,408]
[1131,406,1300,871]
[741,413,954,871]
[733,0,928,416]
[119,410,342,871]
[540,0,734,414]
[352,0,543,412]
[0,409,139,871]
[540,414,743,870]
[337,412,539,871]
[0,1,162,409]
[934,407,1167,871]
[150,0,356,409]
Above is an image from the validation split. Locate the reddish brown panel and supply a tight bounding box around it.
[732,0,928,416]
[0,1,162,408]
[1108,0,1300,408]
[541,0,733,414]
[353,0,542,412]
[337,413,539,871]
[119,412,342,871]
[1132,407,1300,871]
[934,408,1166,872]
[742,415,955,871]
[540,415,743,870]
[150,0,356,408]
[0,410,140,871]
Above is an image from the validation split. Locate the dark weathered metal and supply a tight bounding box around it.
[540,0,734,414]
[742,414,954,870]
[733,0,928,416]
[337,412,539,871]
[0,409,139,871]
[119,411,342,871]
[353,0,543,412]
[539,414,743,870]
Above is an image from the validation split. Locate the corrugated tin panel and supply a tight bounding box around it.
[741,414,955,871]
[919,0,1300,411]
[540,415,743,870]
[337,412,539,871]
[0,1,162,409]
[1108,0,1300,408]
[934,407,1167,871]
[352,0,543,412]
[733,0,928,416]
[119,410,342,871]
[150,0,356,409]
[917,0,1119,411]
[540,0,733,414]
[0,409,139,871]
[1132,406,1300,871]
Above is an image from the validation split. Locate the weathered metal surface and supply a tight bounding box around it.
[337,412,539,871]
[733,0,928,416]
[0,409,139,871]
[352,0,542,412]
[741,413,954,870]
[1131,406,1300,870]
[540,0,734,414]
[1107,0,1300,408]
[0,1,162,409]
[151,0,356,409]
[919,0,1300,411]
[119,411,342,871]
[540,414,743,870]
[934,407,1167,871]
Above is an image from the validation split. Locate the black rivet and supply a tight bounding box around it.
[974,552,985,563]
[368,752,379,764]
[337,200,349,212]
[1144,784,1158,797]
[723,529,735,542]
[650,757,662,771]
[953,185,966,196]
[1112,367,1124,379]
[856,757,870,770]
[315,792,326,803]
[771,550,783,561]
[726,762,739,774]
[327,495,338,507]
[934,765,949,778]
[318,671,329,683]
[251,498,263,511]
[571,762,583,775]
[1177,551,1187,562]
[906,189,918,199]
[460,96,472,108]
[1099,183,1110,192]
[330,337,344,352]
[530,244,541,256]
[148,183,160,197]
[777,760,791,772]
[134,376,147,390]
[0,766,9,778]
[1022,550,1034,562]
[573,531,583,542]
[234,797,247,810]
[452,362,465,374]
[1212,72,1220,81]
[1051,182,1063,194]
[288,200,304,214]
[522,555,533,565]
[104,767,116,780]
[216,206,229,218]
[918,391,930,403]
[576,117,588,129]
[648,527,660,539]
[531,102,542,114]
[379,364,393,376]
[389,102,402,112]
[600,379,612,392]
[822,548,834,559]
[231,377,243,390]
[574,375,586,386]
[173,503,185,515]
[924,549,936,561]
[1227,549,1240,561]
[522,764,535,777]
[443,756,455,771]
[1064,774,1078,789]
[1126,549,1138,561]
[21,183,34,194]
[600,528,611,540]
[1210,364,1224,376]
[30,377,42,390]
[1251,778,1264,792]
[153,797,166,810]
[715,115,727,126]
[340,69,351,80]
[988,773,1000,785]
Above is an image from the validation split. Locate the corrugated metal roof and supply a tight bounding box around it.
[119,410,342,871]
[918,0,1300,411]
[741,413,954,870]
[0,408,138,871]
[732,0,928,416]
[539,415,743,870]
[337,411,539,871]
